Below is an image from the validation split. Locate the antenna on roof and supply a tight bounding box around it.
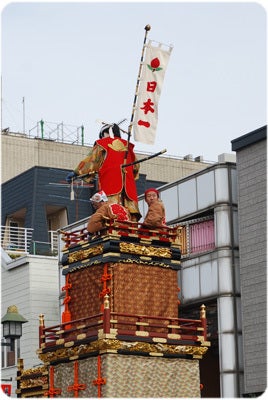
[22,97,25,134]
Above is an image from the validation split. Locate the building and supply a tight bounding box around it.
[139,156,240,397]
[1,131,211,184]
[231,125,267,396]
[1,253,59,371]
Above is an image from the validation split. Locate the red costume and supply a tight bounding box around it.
[75,137,141,220]
[96,137,138,202]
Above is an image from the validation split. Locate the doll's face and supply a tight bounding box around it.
[145,191,159,205]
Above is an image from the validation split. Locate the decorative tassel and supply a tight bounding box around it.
[44,366,62,397]
[93,355,106,398]
[68,361,86,398]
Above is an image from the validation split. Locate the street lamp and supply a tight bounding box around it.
[1,305,28,352]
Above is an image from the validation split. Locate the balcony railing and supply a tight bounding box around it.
[1,225,33,254]
[178,216,215,257]
[1,226,58,256]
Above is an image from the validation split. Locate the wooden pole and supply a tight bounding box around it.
[127,24,151,143]
[122,24,151,206]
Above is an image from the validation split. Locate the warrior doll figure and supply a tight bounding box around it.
[66,123,141,221]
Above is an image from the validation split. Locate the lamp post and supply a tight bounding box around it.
[1,305,28,357]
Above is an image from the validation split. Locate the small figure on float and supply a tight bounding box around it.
[143,188,166,229]
[87,190,130,238]
[66,122,141,222]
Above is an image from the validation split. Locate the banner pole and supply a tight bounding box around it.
[127,24,151,143]
[121,24,151,208]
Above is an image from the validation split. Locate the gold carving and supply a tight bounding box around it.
[68,245,103,263]
[38,339,209,364]
[20,377,47,389]
[120,242,171,258]
[21,365,47,377]
[69,355,79,360]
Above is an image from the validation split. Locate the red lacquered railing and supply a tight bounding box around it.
[59,216,215,257]
[39,299,207,349]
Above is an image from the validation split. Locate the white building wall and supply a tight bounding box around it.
[1,254,59,396]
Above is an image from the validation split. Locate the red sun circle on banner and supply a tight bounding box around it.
[148,58,163,72]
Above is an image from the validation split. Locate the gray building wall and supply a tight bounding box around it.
[232,126,267,395]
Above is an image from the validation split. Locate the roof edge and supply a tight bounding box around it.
[231,125,267,152]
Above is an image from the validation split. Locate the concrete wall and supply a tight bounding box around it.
[1,133,210,183]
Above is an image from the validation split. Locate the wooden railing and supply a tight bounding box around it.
[60,218,182,250]
[38,299,207,350]
[59,216,215,257]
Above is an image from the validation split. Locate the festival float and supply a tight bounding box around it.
[15,25,210,398]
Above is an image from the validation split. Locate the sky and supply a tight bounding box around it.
[1,1,267,162]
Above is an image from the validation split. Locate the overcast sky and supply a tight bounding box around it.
[1,1,266,162]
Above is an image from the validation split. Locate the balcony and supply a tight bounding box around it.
[1,226,58,256]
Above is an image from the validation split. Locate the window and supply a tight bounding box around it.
[1,339,16,368]
[180,216,215,257]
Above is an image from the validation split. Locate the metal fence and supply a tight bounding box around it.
[1,226,58,256]
[1,225,33,253]
[28,120,85,145]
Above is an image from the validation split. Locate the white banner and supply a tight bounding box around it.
[133,40,173,145]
